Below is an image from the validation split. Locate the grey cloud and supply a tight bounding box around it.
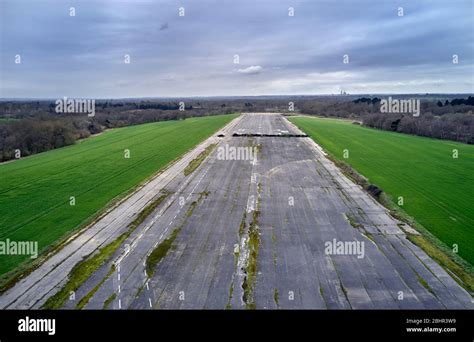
[0,0,472,98]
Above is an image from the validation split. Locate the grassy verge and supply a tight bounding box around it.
[407,234,474,292]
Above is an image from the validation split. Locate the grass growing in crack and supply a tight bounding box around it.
[339,281,350,305]
[345,213,363,229]
[130,191,171,230]
[251,142,262,156]
[241,178,262,310]
[239,212,247,238]
[103,293,116,309]
[42,232,128,309]
[242,208,261,309]
[186,191,209,218]
[319,282,325,297]
[416,273,436,296]
[273,288,279,307]
[42,191,170,309]
[145,189,207,278]
[271,229,277,244]
[271,227,277,267]
[76,265,116,309]
[363,232,375,243]
[184,143,217,176]
[226,282,234,310]
[145,228,181,278]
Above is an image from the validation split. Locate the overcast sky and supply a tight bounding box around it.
[1,0,473,98]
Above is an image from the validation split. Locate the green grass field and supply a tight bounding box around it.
[0,114,237,275]
[289,116,474,266]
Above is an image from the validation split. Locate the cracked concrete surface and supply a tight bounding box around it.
[1,113,472,310]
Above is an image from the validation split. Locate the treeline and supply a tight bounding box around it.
[0,118,81,161]
[0,97,277,162]
[353,96,474,144]
[437,96,474,107]
[1,95,474,162]
[298,96,474,118]
[0,100,235,162]
[362,113,474,144]
[353,97,381,104]
[299,96,474,144]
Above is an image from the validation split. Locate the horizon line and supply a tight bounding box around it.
[1,92,473,101]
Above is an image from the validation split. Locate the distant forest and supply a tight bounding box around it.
[0,95,473,162]
[299,96,474,144]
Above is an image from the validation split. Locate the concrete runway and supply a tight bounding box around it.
[2,113,472,309]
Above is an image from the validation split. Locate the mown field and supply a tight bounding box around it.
[0,114,237,275]
[289,116,474,266]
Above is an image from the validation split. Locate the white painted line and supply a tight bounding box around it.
[118,299,122,309]
[146,282,149,291]
[107,134,221,290]
[149,298,153,308]
[118,273,121,281]
[118,285,121,293]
